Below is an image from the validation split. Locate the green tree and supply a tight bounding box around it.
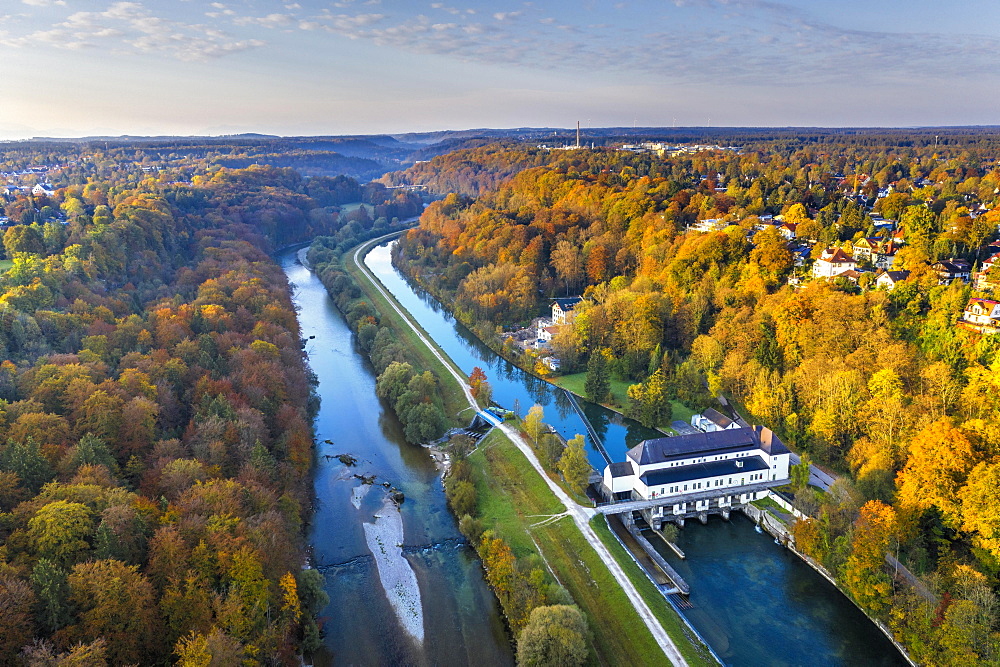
[558,435,591,495]
[626,369,672,428]
[516,604,589,667]
[29,500,95,566]
[447,479,477,517]
[790,453,812,491]
[31,558,72,634]
[0,436,54,492]
[584,351,611,404]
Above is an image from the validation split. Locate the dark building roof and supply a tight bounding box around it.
[639,456,770,487]
[627,425,788,466]
[552,297,582,311]
[608,461,633,478]
[702,407,732,429]
[880,270,910,282]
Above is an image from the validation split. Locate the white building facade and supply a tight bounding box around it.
[602,426,791,526]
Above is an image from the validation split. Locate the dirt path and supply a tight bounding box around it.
[351,233,689,666]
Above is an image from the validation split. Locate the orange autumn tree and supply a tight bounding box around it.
[845,500,899,615]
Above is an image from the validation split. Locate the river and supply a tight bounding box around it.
[280,247,513,666]
[362,239,908,667]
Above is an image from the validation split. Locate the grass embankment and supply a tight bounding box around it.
[590,516,717,667]
[554,372,698,431]
[342,234,471,426]
[472,431,712,666]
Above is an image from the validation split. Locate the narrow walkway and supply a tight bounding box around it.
[561,388,612,465]
[350,233,689,667]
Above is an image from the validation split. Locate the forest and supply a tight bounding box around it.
[393,134,1000,665]
[0,153,413,664]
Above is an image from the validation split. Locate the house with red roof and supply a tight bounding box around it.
[812,247,857,279]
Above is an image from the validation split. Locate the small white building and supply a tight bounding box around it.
[875,270,910,291]
[551,298,582,325]
[690,408,741,433]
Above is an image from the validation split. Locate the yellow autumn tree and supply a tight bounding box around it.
[896,419,979,526]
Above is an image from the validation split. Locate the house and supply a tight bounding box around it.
[777,223,797,240]
[833,269,868,285]
[31,183,55,197]
[812,248,857,279]
[787,243,811,267]
[932,259,972,285]
[689,218,728,233]
[551,298,582,325]
[872,241,900,270]
[875,270,910,290]
[974,251,1000,290]
[601,425,791,527]
[536,325,560,349]
[962,297,1000,334]
[691,408,741,433]
[852,237,881,262]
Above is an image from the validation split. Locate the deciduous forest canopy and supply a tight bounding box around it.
[0,143,421,664]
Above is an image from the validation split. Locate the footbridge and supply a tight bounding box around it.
[595,479,787,516]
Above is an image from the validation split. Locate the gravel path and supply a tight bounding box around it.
[352,232,689,666]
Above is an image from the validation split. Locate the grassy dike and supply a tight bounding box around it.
[343,234,715,666]
[341,234,472,426]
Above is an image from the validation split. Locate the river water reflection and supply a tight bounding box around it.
[368,240,907,667]
[281,248,512,666]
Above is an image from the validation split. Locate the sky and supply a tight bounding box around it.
[0,0,998,139]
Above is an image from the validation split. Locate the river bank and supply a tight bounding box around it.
[281,246,513,666]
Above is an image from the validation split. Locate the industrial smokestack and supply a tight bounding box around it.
[576,121,580,148]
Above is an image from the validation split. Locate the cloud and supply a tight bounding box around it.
[21,0,66,6]
[1,0,267,60]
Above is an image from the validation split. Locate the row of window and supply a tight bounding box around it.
[654,475,755,497]
[664,451,753,467]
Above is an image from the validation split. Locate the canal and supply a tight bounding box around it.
[365,242,662,470]
[364,239,908,667]
[280,247,513,666]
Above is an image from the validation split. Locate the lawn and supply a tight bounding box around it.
[553,372,698,432]
[0,259,12,273]
[469,431,693,665]
[338,201,374,215]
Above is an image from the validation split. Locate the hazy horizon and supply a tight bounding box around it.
[2,0,997,140]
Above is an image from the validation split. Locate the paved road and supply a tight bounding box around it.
[350,232,689,667]
[789,452,837,491]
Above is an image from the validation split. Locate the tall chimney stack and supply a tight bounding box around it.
[576,121,580,148]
